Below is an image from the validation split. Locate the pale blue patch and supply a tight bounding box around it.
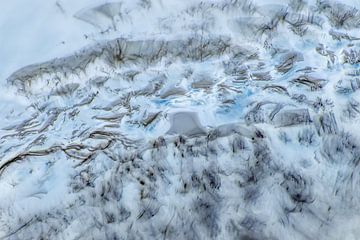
[152,98,171,106]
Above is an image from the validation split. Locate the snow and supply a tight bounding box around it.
[1,0,360,239]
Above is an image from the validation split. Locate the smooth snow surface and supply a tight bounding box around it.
[1,0,360,239]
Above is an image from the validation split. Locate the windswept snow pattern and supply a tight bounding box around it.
[1,0,360,239]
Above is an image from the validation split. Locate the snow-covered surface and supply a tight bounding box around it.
[1,0,360,239]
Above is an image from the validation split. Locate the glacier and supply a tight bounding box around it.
[1,0,360,239]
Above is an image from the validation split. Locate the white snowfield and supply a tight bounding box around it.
[1,0,360,239]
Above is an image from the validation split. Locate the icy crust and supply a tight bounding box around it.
[1,0,360,239]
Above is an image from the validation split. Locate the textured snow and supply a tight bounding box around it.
[1,0,360,239]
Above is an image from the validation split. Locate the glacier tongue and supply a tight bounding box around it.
[1,0,360,239]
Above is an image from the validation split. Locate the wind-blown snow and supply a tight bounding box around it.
[1,0,360,239]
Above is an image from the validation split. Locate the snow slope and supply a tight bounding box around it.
[1,0,360,239]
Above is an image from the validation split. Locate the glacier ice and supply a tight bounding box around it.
[1,0,360,239]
